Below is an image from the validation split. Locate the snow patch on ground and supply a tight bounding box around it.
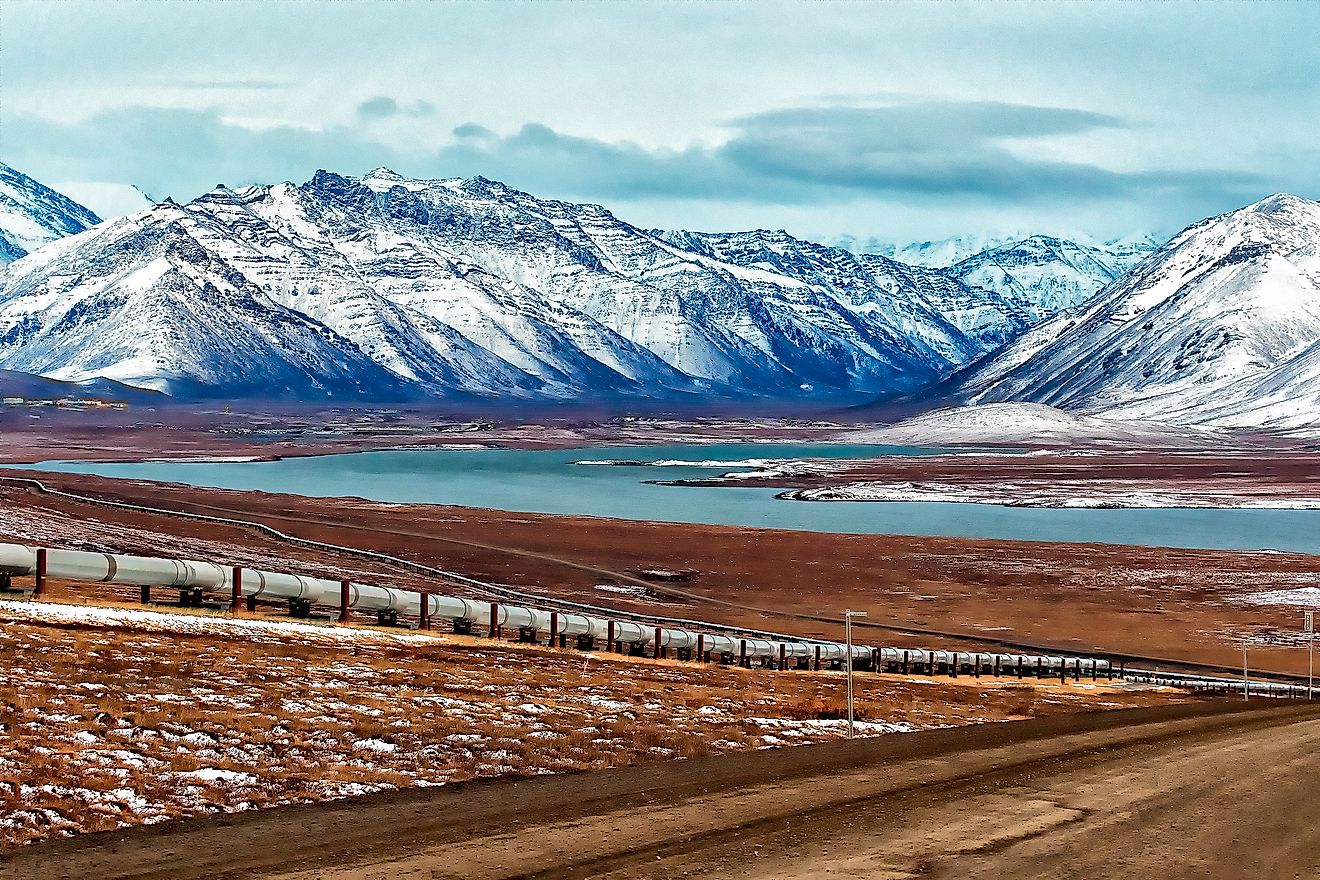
[1234,587,1320,607]
[0,600,439,647]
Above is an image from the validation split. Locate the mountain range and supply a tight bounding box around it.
[0,167,1042,401]
[1,161,1316,430]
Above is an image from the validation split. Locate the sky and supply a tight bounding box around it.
[3,0,1318,244]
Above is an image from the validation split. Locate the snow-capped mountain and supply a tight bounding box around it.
[951,194,1320,429]
[0,162,102,265]
[946,235,1160,322]
[0,169,1016,401]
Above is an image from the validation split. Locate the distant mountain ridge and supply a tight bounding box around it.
[946,234,1159,322]
[0,369,166,404]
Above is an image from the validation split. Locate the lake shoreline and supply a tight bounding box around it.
[10,443,1320,555]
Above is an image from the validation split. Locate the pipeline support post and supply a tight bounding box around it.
[489,602,500,639]
[230,567,243,614]
[419,592,430,631]
[33,548,46,597]
[653,626,663,660]
[778,643,787,671]
[739,639,748,668]
[696,633,705,662]
[338,578,350,623]
[606,620,615,653]
[140,584,151,605]
[549,611,559,648]
[814,645,822,672]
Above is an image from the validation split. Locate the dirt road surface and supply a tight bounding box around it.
[6,700,1319,880]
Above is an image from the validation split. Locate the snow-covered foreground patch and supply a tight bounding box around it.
[0,599,437,647]
[782,480,1320,509]
[1234,587,1320,607]
[0,599,1179,848]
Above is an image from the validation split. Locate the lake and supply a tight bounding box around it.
[20,443,1320,555]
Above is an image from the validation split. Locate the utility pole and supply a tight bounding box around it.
[845,610,867,738]
[1305,611,1314,700]
[1242,640,1250,702]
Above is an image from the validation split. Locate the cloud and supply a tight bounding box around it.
[433,101,1264,209]
[356,96,437,120]
[49,181,154,220]
[2,107,408,199]
[160,80,287,90]
[1,98,1276,235]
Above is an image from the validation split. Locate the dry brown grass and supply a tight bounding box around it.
[0,599,1184,848]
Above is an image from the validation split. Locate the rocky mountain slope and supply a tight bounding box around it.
[951,194,1320,428]
[658,228,1030,352]
[0,163,102,265]
[0,169,1026,401]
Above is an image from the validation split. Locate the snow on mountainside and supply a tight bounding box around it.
[657,228,1027,356]
[850,403,1217,447]
[0,163,102,265]
[0,169,1020,401]
[0,203,419,399]
[951,194,1320,429]
[946,235,1159,322]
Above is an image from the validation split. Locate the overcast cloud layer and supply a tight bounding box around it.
[3,0,1317,242]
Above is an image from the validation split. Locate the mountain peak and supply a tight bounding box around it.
[1244,192,1318,218]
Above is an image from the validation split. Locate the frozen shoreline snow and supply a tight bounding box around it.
[779,480,1320,510]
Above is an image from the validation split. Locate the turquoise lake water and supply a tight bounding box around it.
[20,443,1320,554]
